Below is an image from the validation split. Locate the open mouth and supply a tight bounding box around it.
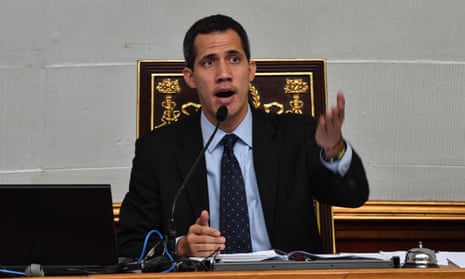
[215,91,234,98]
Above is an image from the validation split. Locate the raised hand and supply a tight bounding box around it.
[315,90,345,157]
[176,210,226,257]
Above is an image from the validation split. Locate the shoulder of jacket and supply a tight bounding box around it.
[252,108,314,126]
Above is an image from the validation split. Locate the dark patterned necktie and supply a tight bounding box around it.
[219,134,252,253]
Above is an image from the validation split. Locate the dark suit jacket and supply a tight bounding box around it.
[118,108,369,257]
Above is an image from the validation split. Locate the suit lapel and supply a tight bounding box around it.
[175,114,209,217]
[252,110,279,237]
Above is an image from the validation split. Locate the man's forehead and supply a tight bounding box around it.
[193,30,244,57]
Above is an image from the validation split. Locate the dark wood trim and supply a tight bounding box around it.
[333,201,465,252]
[115,200,465,253]
[137,59,327,138]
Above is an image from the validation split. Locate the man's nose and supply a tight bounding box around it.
[216,61,232,82]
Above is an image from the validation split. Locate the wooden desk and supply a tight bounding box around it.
[28,268,465,279]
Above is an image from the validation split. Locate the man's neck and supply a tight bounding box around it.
[219,106,249,133]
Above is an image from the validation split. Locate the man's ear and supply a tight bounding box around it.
[183,67,196,89]
[248,60,257,82]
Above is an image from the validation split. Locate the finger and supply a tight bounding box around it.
[328,94,344,128]
[318,111,337,136]
[191,235,226,249]
[186,230,224,243]
[337,90,345,106]
[195,210,210,226]
[190,244,225,257]
[189,224,222,239]
[185,234,225,256]
[317,115,327,134]
[180,234,225,257]
[330,106,342,128]
[325,109,337,130]
[337,90,345,119]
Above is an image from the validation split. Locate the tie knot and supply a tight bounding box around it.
[222,134,238,151]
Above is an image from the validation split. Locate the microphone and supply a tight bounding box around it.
[167,106,228,256]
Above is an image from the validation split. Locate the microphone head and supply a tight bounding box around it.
[216,106,228,122]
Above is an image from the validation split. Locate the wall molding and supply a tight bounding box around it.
[114,200,465,223]
[114,200,465,224]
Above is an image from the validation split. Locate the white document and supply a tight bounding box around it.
[437,251,465,268]
[189,249,285,263]
[216,250,286,262]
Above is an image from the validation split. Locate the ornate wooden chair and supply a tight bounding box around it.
[136,59,335,253]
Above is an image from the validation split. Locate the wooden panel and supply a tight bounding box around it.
[333,201,465,220]
[137,59,327,138]
[333,201,465,252]
[115,200,465,253]
[115,196,465,253]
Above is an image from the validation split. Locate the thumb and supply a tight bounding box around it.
[195,210,210,227]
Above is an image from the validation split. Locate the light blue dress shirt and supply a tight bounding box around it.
[200,106,352,252]
[201,107,272,251]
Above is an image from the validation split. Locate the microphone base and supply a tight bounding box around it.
[141,255,173,272]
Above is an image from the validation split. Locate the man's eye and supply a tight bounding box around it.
[230,56,240,63]
[202,60,214,67]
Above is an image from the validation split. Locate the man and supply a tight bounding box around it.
[118,14,369,258]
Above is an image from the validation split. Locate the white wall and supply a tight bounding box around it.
[1,0,464,202]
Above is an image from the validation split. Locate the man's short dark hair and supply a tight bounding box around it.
[183,14,251,70]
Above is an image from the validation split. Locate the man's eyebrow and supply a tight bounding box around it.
[199,53,217,61]
[226,49,242,56]
[203,50,242,58]
[198,50,243,62]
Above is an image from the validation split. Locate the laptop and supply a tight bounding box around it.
[0,184,121,276]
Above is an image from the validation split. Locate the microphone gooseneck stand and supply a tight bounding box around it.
[166,106,228,267]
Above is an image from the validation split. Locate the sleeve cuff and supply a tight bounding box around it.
[320,141,353,176]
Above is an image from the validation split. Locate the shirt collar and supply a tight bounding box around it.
[201,105,253,153]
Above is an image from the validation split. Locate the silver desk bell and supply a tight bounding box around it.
[403,241,438,268]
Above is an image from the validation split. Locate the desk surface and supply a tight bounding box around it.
[25,267,465,279]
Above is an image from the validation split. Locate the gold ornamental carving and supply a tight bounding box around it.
[154,78,312,128]
[249,83,261,109]
[283,78,308,114]
[155,81,261,129]
[263,102,284,114]
[181,102,202,116]
[155,78,181,129]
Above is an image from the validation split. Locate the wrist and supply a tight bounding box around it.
[175,235,186,256]
[322,138,346,162]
